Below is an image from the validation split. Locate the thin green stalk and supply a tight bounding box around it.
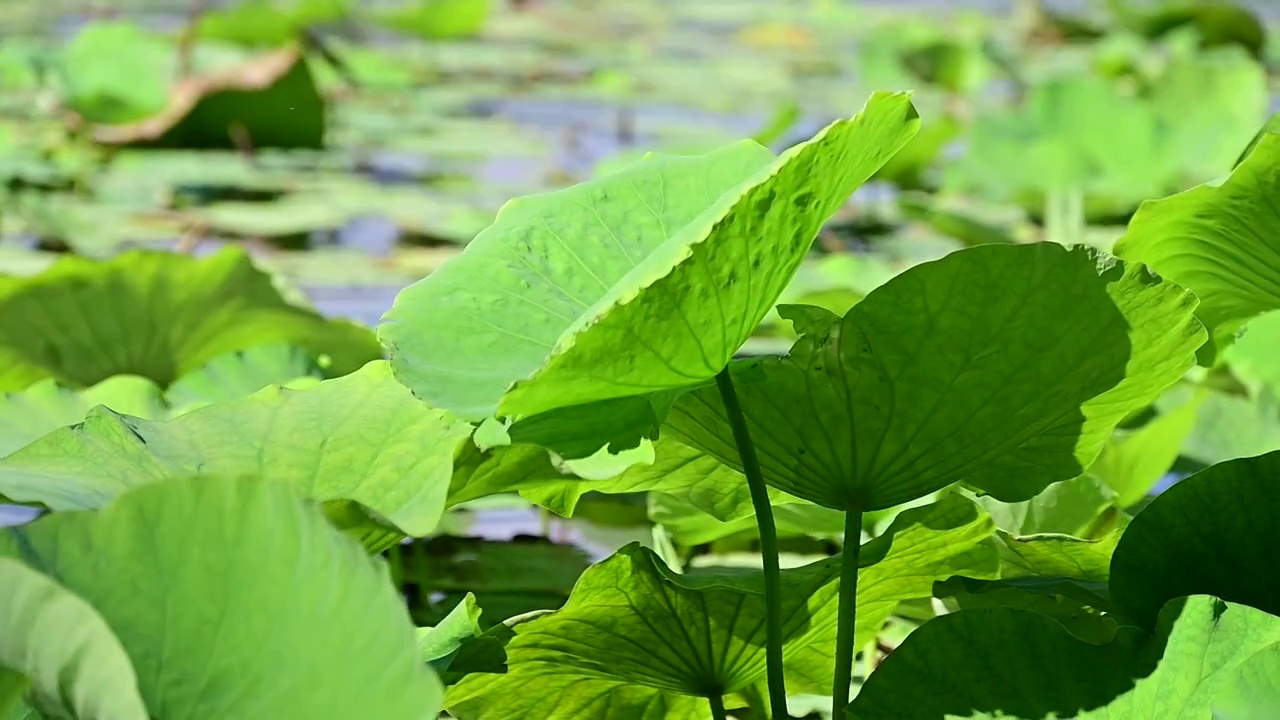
[1044,185,1085,247]
[831,509,864,711]
[743,683,769,718]
[709,693,729,720]
[714,368,788,720]
[387,543,404,588]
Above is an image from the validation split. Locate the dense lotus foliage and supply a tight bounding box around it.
[4,2,1280,718]
[3,85,1280,718]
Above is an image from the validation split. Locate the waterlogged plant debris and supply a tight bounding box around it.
[89,45,325,150]
[0,247,382,392]
[0,477,443,719]
[666,243,1204,511]
[381,91,920,422]
[0,362,472,542]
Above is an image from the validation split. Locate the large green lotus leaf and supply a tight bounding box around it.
[997,530,1120,582]
[5,701,37,720]
[505,392,681,460]
[447,670,707,720]
[0,676,25,719]
[450,430,803,523]
[417,593,483,668]
[934,574,1117,644]
[164,343,323,412]
[1,346,329,462]
[449,542,840,704]
[446,439,574,512]
[1147,46,1268,183]
[947,73,1168,207]
[591,437,803,522]
[1089,397,1201,508]
[381,91,920,422]
[0,376,166,458]
[416,592,509,684]
[0,477,442,719]
[0,361,472,538]
[0,247,382,392]
[1114,132,1280,357]
[1235,112,1280,168]
[647,491,845,546]
[847,595,1280,720]
[667,243,1204,511]
[1224,310,1280,397]
[1160,385,1280,465]
[1213,644,1280,720]
[972,472,1118,536]
[1110,450,1280,629]
[0,558,147,719]
[931,530,1121,645]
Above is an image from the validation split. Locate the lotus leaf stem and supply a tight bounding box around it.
[714,367,788,720]
[832,509,864,711]
[709,693,729,720]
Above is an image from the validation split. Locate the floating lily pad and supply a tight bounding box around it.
[0,247,382,392]
[665,243,1204,511]
[196,0,352,46]
[380,91,920,423]
[57,21,172,125]
[0,477,443,718]
[376,0,494,40]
